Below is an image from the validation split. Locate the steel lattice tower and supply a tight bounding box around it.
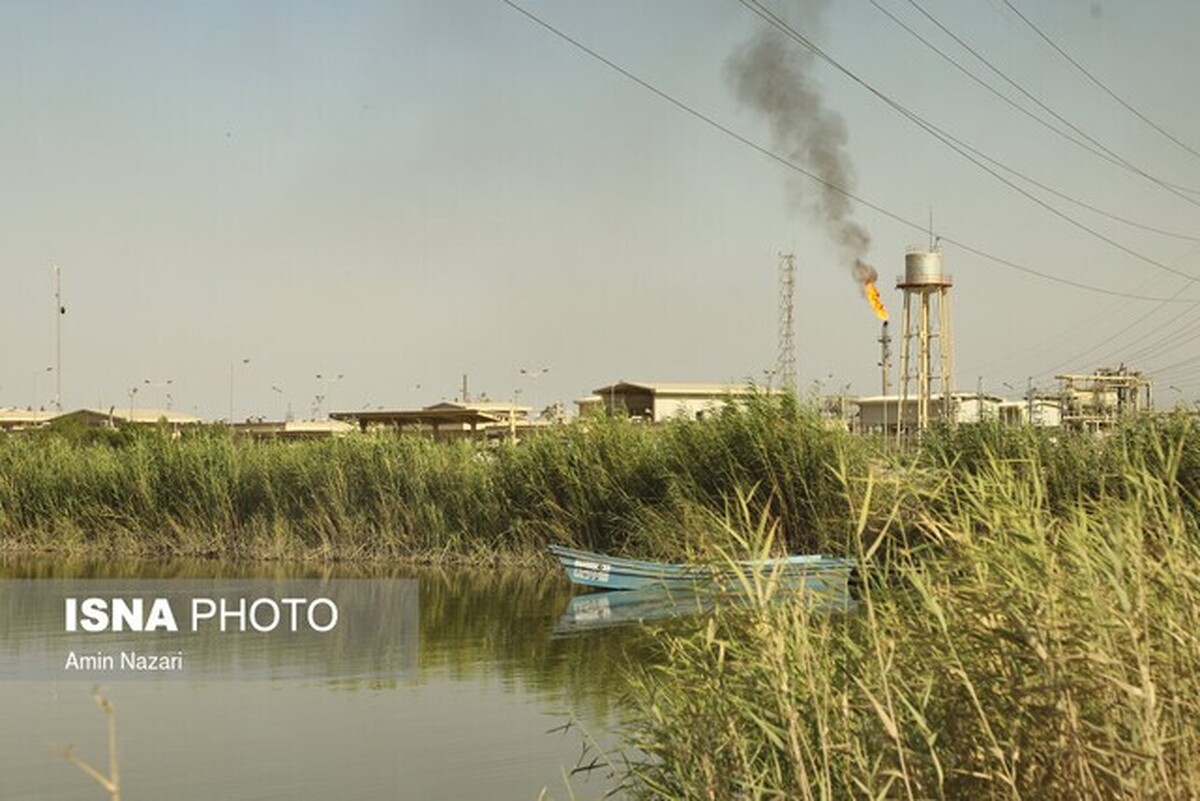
[776,253,796,392]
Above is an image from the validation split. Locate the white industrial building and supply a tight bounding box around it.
[587,381,771,423]
[856,393,1069,434]
[998,398,1062,427]
[853,393,1003,434]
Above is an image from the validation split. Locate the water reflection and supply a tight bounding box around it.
[0,556,649,800]
[0,558,653,701]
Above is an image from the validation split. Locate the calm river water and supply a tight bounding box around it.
[0,558,650,800]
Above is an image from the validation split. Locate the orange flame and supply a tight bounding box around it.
[865,280,889,321]
[854,259,889,321]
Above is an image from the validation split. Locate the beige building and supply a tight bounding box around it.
[0,408,58,432]
[234,419,355,440]
[0,407,204,434]
[331,401,531,439]
[589,381,772,423]
[854,393,1003,435]
[53,408,204,428]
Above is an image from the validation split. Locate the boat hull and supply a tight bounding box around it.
[548,544,853,591]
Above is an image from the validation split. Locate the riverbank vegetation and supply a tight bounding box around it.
[0,397,1197,564]
[0,394,855,559]
[620,419,1200,799]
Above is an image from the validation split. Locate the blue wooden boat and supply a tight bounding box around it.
[548,543,854,591]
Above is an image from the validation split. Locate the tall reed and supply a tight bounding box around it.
[2,403,1198,564]
[0,398,866,559]
[621,428,1200,800]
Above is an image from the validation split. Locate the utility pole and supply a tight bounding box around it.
[53,264,64,411]
[229,358,250,423]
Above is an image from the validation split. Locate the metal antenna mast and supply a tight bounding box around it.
[776,253,796,392]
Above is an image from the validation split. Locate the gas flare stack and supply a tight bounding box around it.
[897,247,953,433]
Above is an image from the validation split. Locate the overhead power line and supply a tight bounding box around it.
[742,0,1200,379]
[498,0,1198,303]
[867,0,1200,243]
[902,0,1200,203]
[1001,0,1200,164]
[1041,278,1196,377]
[1120,309,1200,367]
[737,0,1200,283]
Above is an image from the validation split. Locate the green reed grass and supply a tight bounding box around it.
[0,396,870,560]
[2,400,1199,566]
[620,424,1200,800]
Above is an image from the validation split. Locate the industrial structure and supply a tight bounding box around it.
[585,381,770,423]
[233,419,355,440]
[1056,367,1151,432]
[0,407,203,433]
[877,322,891,396]
[776,253,796,392]
[998,396,1063,427]
[854,392,1001,434]
[331,401,532,439]
[896,246,954,435]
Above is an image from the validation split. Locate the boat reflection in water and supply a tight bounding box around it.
[554,577,857,635]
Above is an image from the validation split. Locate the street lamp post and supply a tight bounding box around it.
[271,385,293,422]
[519,367,549,420]
[143,378,174,410]
[229,358,250,423]
[509,387,522,443]
[53,264,64,412]
[315,373,344,419]
[31,366,53,411]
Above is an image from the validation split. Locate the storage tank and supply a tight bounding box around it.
[901,248,951,286]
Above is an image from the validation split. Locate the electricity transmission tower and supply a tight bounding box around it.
[776,253,796,392]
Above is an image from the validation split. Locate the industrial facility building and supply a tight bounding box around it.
[234,419,355,440]
[331,400,532,439]
[0,408,59,432]
[997,398,1063,427]
[586,381,771,423]
[853,393,1003,435]
[1056,368,1151,432]
[56,408,204,428]
[0,408,203,432]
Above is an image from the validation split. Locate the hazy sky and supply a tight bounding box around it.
[4,1,1199,420]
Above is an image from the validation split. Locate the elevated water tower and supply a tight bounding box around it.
[897,247,953,433]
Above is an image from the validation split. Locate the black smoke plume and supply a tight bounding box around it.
[726,16,870,264]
